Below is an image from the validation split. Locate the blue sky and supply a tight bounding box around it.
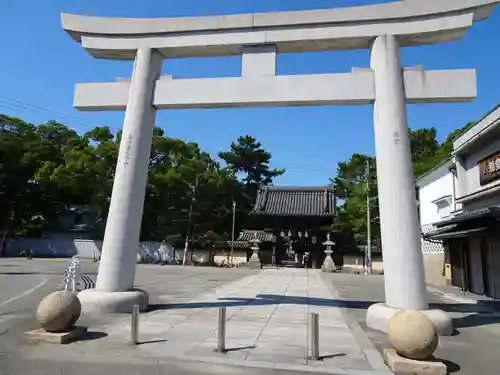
[1,0,499,185]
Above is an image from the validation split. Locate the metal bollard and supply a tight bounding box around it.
[71,269,77,292]
[131,304,140,345]
[217,307,226,352]
[63,269,70,291]
[309,312,320,360]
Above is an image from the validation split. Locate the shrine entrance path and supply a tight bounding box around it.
[21,268,391,375]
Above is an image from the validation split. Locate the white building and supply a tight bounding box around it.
[417,159,455,227]
[424,105,500,298]
[416,159,454,285]
[454,105,500,212]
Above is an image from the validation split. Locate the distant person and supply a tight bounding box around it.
[158,242,168,265]
[303,252,310,268]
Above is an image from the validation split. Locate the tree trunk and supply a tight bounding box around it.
[0,217,11,257]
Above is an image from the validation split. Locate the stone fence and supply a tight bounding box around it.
[5,238,181,263]
[4,237,250,265]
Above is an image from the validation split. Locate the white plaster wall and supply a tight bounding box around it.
[343,254,384,273]
[464,193,500,211]
[423,252,446,286]
[439,204,452,219]
[214,250,247,265]
[5,238,179,262]
[6,238,101,259]
[418,168,454,225]
[6,238,248,266]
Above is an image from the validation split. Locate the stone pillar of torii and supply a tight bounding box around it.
[62,0,498,335]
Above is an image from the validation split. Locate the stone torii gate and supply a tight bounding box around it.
[63,0,498,334]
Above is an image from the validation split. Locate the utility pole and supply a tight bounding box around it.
[182,176,198,266]
[365,159,372,275]
[230,200,236,265]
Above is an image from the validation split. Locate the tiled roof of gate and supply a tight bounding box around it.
[237,230,275,242]
[226,241,252,249]
[251,186,335,217]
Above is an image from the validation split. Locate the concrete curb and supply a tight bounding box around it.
[167,354,395,375]
[426,286,478,305]
[26,349,394,375]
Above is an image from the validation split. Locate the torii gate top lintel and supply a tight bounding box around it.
[62,0,498,59]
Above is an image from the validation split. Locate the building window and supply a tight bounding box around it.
[432,195,452,220]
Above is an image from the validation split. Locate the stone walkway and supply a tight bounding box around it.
[27,268,392,374]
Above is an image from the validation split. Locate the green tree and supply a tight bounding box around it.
[410,128,440,177]
[411,123,475,178]
[332,154,380,247]
[33,124,117,236]
[140,128,240,243]
[0,116,53,248]
[332,123,476,250]
[218,135,285,222]
[0,118,281,252]
[0,111,479,260]
[218,135,285,187]
[430,122,475,167]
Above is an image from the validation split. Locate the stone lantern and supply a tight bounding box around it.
[248,232,262,269]
[322,233,335,273]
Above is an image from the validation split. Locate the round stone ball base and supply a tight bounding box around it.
[366,303,453,336]
[77,289,149,314]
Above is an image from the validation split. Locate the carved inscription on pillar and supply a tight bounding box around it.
[392,130,401,145]
[123,134,133,167]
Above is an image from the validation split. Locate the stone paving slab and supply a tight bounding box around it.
[23,268,392,374]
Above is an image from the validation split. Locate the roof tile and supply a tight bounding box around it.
[237,230,275,242]
[251,186,336,217]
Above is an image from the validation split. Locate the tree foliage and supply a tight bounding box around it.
[332,154,379,247]
[218,135,285,219]
[0,112,477,257]
[0,115,283,251]
[333,123,475,249]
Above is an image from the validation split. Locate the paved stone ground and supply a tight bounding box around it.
[0,259,265,375]
[7,260,500,375]
[321,272,500,375]
[14,268,392,375]
[0,259,257,339]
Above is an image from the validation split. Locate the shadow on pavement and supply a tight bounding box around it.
[148,295,373,311]
[451,314,500,329]
[430,300,500,330]
[437,358,461,373]
[149,294,500,329]
[78,331,108,342]
[224,345,256,352]
[138,339,168,345]
[318,353,346,360]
